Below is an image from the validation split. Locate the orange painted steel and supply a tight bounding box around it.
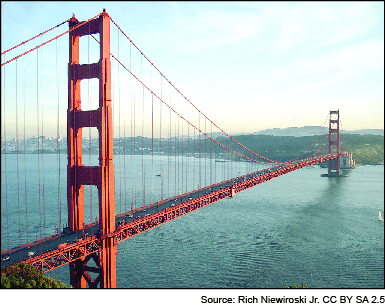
[24,236,102,273]
[67,9,116,288]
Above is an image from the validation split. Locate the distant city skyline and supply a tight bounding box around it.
[2,125,383,142]
[2,1,384,140]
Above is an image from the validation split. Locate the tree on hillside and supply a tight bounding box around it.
[1,263,70,288]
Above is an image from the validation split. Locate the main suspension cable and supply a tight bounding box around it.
[91,24,333,168]
[1,13,102,67]
[89,31,279,165]
[108,51,285,165]
[109,16,280,164]
[285,113,330,163]
[1,18,70,55]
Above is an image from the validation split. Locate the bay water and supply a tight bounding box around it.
[1,154,384,288]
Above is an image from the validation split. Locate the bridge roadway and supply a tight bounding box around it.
[1,154,338,272]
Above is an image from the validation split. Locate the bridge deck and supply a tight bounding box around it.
[1,154,338,272]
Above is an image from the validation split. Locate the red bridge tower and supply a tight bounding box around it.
[328,110,340,176]
[67,10,116,288]
[320,109,347,177]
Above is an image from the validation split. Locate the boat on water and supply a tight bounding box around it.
[379,210,383,221]
[156,173,162,177]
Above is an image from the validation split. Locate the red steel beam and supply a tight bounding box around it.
[24,237,102,273]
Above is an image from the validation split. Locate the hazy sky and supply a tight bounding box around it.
[1,1,384,138]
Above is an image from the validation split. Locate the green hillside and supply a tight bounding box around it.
[3,133,382,166]
[225,134,384,166]
[341,134,384,165]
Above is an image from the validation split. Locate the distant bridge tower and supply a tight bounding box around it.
[327,110,341,176]
[67,10,116,288]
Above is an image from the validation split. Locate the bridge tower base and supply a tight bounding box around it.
[67,10,116,288]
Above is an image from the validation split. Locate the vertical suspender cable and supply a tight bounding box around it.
[174,92,177,196]
[118,29,122,214]
[181,99,184,195]
[16,60,22,246]
[41,39,46,237]
[230,136,232,179]
[124,73,127,213]
[130,43,134,211]
[3,54,9,250]
[233,135,235,179]
[176,93,179,195]
[160,73,163,201]
[151,94,154,204]
[226,136,228,179]
[133,53,136,208]
[222,132,225,181]
[193,104,195,191]
[210,122,213,185]
[187,113,189,192]
[199,113,201,189]
[142,86,145,206]
[179,95,182,194]
[229,133,232,179]
[204,118,207,188]
[167,87,170,199]
[175,94,179,195]
[56,32,61,233]
[123,42,127,213]
[175,92,178,195]
[166,83,170,207]
[214,121,217,183]
[150,63,154,204]
[37,49,42,240]
[141,54,145,207]
[24,46,29,242]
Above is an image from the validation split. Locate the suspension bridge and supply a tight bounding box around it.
[1,10,354,288]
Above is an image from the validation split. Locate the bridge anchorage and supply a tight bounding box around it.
[321,110,355,177]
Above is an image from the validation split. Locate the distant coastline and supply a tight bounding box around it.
[252,126,384,137]
[2,127,383,166]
